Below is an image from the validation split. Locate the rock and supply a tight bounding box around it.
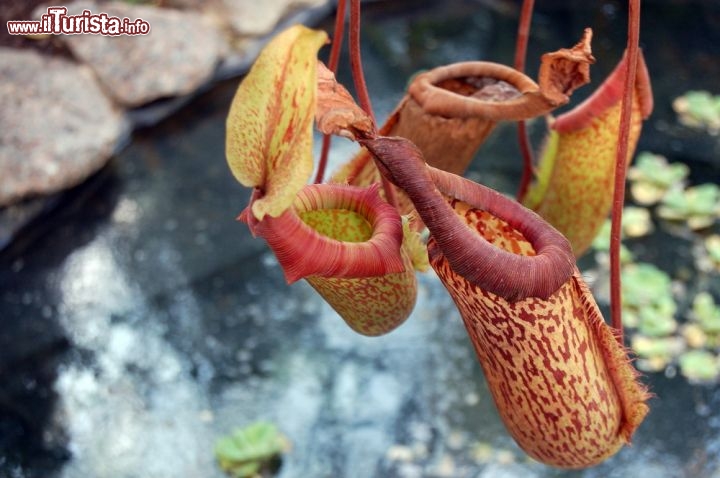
[211,0,335,80]
[0,48,126,207]
[220,0,331,37]
[49,1,227,107]
[163,0,333,60]
[0,196,58,250]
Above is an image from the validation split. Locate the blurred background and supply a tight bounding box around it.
[1,1,720,477]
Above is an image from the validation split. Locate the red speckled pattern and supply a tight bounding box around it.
[530,51,652,257]
[307,250,417,336]
[449,198,537,256]
[534,97,644,256]
[430,199,649,468]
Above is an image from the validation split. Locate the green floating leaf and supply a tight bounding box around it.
[691,292,720,335]
[215,422,289,478]
[657,183,720,230]
[627,152,689,205]
[704,235,720,269]
[673,90,720,134]
[631,335,684,373]
[631,335,684,359]
[682,323,708,349]
[621,206,654,238]
[622,263,672,308]
[636,297,678,337]
[589,219,634,264]
[622,263,678,336]
[679,350,720,383]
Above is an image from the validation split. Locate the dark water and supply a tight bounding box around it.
[1,1,720,477]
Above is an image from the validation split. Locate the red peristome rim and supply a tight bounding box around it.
[362,136,575,301]
[553,50,653,133]
[428,166,576,300]
[240,183,405,283]
[408,61,543,121]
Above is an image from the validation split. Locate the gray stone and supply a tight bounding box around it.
[220,0,330,37]
[0,48,126,207]
[51,1,227,107]
[162,0,332,40]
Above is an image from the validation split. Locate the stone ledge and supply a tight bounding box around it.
[1,0,335,248]
[0,48,128,207]
[50,1,228,108]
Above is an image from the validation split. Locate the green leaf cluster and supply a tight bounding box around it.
[627,152,689,205]
[215,422,289,478]
[673,90,720,134]
[657,183,720,230]
[622,263,677,336]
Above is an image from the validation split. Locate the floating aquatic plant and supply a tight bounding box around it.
[627,152,689,205]
[690,292,720,337]
[590,205,720,380]
[215,422,290,478]
[704,234,720,270]
[590,217,638,265]
[631,335,685,373]
[678,349,720,383]
[676,294,720,383]
[620,206,654,238]
[682,323,708,349]
[593,233,720,380]
[634,298,678,337]
[621,263,677,333]
[657,183,720,230]
[672,90,720,135]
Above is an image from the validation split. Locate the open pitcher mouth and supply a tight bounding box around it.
[407,26,594,123]
[241,182,419,337]
[360,132,650,464]
[428,208,650,468]
[389,61,542,176]
[240,183,406,284]
[408,61,540,120]
[362,135,575,301]
[335,29,595,186]
[427,165,576,301]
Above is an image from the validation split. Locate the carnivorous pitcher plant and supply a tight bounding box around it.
[226,0,651,469]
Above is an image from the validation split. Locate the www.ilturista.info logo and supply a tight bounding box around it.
[7,6,151,36]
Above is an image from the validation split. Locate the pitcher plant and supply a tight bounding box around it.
[225,0,651,469]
